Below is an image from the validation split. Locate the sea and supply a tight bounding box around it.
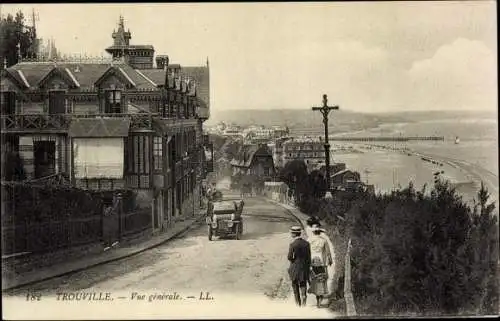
[343,117,498,176]
[292,116,499,206]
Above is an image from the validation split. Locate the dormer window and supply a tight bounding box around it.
[105,89,122,114]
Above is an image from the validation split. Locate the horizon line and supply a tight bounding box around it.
[209,108,496,114]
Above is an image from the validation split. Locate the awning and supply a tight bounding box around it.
[69,118,130,138]
[73,138,125,179]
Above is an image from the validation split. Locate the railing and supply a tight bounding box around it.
[27,173,71,186]
[344,238,357,316]
[72,113,159,131]
[1,113,161,132]
[1,114,71,131]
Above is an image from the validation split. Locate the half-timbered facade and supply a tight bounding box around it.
[0,17,213,234]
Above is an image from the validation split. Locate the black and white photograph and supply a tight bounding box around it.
[1,1,498,319]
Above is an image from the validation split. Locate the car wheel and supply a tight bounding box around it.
[208,226,213,241]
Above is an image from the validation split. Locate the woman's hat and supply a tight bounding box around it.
[311,224,321,232]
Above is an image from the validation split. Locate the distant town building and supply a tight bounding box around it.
[243,125,289,143]
[268,136,291,169]
[222,126,243,137]
[270,125,289,139]
[215,121,227,132]
[317,163,346,175]
[230,144,275,179]
[331,169,361,189]
[282,137,326,167]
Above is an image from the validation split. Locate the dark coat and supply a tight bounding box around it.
[287,237,311,283]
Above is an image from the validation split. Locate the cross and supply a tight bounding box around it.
[312,94,339,125]
[311,94,340,196]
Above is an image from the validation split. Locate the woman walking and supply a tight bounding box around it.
[308,224,333,307]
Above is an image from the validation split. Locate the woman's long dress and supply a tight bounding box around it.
[308,234,332,297]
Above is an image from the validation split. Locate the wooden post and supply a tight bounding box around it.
[344,238,357,316]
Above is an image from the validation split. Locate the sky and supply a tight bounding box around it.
[0,2,497,113]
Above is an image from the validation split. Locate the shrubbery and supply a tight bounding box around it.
[344,181,498,316]
[279,160,498,316]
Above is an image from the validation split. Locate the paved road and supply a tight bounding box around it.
[3,194,335,319]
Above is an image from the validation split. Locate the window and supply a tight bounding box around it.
[1,91,16,115]
[105,90,122,114]
[48,90,66,114]
[153,136,163,170]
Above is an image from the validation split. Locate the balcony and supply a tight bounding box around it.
[1,114,71,133]
[72,113,159,132]
[1,113,159,133]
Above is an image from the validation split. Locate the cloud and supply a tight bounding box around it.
[407,38,497,111]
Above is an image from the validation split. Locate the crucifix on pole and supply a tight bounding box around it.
[312,94,339,197]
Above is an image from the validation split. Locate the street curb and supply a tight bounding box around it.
[259,198,306,306]
[3,215,206,292]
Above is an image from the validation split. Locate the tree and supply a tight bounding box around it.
[278,159,308,203]
[0,11,37,69]
[307,169,327,199]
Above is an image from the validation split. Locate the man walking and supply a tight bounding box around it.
[287,226,311,307]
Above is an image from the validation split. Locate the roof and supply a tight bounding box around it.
[230,144,272,168]
[331,169,358,178]
[7,62,158,90]
[68,118,131,137]
[284,137,323,144]
[136,69,166,87]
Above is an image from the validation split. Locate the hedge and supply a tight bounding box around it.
[286,179,498,316]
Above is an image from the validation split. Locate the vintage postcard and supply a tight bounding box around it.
[1,1,498,319]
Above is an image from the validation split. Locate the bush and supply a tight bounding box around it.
[345,181,499,316]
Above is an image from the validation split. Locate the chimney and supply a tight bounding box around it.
[156,55,169,70]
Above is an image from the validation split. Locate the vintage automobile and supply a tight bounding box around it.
[206,199,244,241]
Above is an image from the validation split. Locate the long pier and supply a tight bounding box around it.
[328,136,444,142]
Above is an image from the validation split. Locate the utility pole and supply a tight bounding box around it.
[312,94,339,198]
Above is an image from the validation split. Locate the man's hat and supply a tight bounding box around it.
[311,224,321,232]
[290,226,302,233]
